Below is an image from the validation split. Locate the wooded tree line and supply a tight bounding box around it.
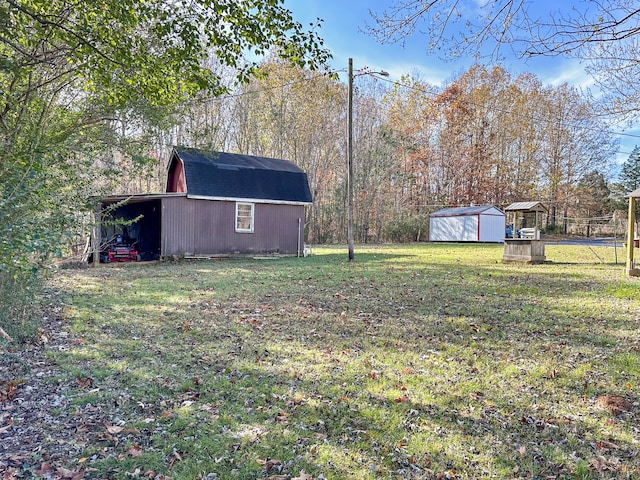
[1,0,636,340]
[125,59,619,244]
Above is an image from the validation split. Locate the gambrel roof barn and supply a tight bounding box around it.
[96,148,313,261]
[166,147,312,203]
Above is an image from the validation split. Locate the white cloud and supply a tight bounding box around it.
[541,61,595,90]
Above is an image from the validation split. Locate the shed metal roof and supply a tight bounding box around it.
[430,205,504,217]
[99,193,186,206]
[173,147,313,204]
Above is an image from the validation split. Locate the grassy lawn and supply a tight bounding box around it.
[46,243,640,479]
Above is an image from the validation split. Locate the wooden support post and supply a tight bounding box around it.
[92,201,101,267]
[627,196,638,276]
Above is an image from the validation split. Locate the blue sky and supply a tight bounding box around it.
[284,0,639,171]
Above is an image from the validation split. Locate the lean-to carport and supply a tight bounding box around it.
[626,188,640,276]
[92,193,183,265]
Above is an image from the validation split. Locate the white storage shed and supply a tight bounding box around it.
[429,205,505,243]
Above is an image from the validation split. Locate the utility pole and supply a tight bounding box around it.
[347,58,355,261]
[346,58,388,262]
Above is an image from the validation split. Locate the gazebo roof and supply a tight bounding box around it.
[626,188,640,198]
[504,201,547,213]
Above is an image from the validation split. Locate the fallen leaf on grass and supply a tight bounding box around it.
[125,444,143,458]
[168,449,183,468]
[2,467,16,479]
[520,416,545,430]
[106,424,123,434]
[35,462,52,476]
[55,467,85,479]
[256,458,281,471]
[394,395,409,403]
[75,377,92,389]
[6,454,27,465]
[286,394,306,407]
[0,420,13,434]
[0,380,22,403]
[594,440,619,451]
[590,455,620,472]
[292,471,313,480]
[435,471,457,480]
[275,412,289,423]
[546,417,572,426]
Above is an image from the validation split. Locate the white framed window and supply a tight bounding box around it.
[235,202,254,233]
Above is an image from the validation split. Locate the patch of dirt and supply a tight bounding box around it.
[597,394,633,415]
[0,300,95,479]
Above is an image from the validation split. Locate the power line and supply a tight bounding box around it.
[190,67,637,151]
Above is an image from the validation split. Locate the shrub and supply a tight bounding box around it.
[0,267,42,343]
[384,215,429,243]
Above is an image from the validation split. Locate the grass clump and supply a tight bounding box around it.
[45,243,640,479]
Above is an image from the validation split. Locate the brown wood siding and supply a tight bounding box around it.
[254,203,305,254]
[161,197,306,256]
[161,196,195,256]
[192,200,233,254]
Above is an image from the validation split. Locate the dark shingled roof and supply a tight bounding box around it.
[173,147,313,204]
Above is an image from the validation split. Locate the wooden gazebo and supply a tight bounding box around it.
[626,189,640,276]
[503,202,548,264]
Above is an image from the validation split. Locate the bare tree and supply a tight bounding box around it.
[367,1,640,119]
[368,1,640,58]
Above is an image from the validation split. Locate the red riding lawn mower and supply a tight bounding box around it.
[102,234,140,263]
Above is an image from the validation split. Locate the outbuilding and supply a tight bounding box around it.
[502,202,547,264]
[429,205,506,243]
[94,147,313,260]
[625,188,640,276]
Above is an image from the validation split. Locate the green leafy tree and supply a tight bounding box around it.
[619,145,640,193]
[574,170,612,236]
[615,145,640,225]
[0,0,330,341]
